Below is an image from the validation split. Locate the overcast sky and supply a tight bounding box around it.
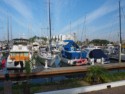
[0,0,125,42]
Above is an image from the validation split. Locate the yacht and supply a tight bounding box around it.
[32,42,40,52]
[82,48,110,64]
[110,53,125,62]
[6,38,32,69]
[61,40,88,66]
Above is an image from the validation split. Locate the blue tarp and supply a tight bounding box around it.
[63,40,79,51]
[89,49,108,59]
[62,40,86,59]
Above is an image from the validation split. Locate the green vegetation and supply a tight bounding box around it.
[25,60,31,76]
[2,52,6,57]
[85,66,125,84]
[24,60,31,94]
[0,78,90,94]
[76,41,83,46]
[1,66,125,94]
[29,36,47,43]
[89,39,110,46]
[109,71,125,81]
[85,66,111,84]
[76,39,112,46]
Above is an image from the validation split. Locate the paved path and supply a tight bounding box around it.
[81,85,125,94]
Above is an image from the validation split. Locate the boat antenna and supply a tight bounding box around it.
[48,0,52,53]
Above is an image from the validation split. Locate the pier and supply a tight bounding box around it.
[0,63,125,80]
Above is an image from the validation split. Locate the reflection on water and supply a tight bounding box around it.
[30,76,66,84]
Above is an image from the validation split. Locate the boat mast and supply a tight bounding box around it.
[119,0,122,44]
[7,16,9,46]
[48,0,52,53]
[10,16,12,40]
[119,0,122,63]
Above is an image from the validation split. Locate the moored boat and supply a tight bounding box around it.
[82,48,110,64]
[6,38,32,69]
[61,40,88,66]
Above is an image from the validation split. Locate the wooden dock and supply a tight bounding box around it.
[0,63,125,80]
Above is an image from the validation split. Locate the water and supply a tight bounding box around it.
[30,76,66,84]
[0,56,124,87]
[29,55,67,85]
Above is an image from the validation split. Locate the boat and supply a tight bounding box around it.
[6,38,32,69]
[39,0,60,68]
[51,42,60,54]
[109,1,125,62]
[32,42,39,52]
[109,53,125,62]
[82,48,110,64]
[61,40,88,66]
[104,44,115,55]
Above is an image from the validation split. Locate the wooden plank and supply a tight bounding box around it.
[0,63,125,80]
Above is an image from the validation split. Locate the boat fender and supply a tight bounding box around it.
[91,58,94,65]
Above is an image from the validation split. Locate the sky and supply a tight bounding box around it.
[0,0,125,42]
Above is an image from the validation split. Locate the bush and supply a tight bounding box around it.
[25,60,31,76]
[85,66,110,84]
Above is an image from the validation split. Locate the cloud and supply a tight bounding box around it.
[0,7,27,27]
[59,0,121,34]
[3,0,33,19]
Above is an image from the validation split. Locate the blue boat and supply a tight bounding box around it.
[61,40,88,65]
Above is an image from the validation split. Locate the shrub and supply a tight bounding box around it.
[85,66,110,84]
[25,60,31,76]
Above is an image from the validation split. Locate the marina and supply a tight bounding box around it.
[0,0,125,94]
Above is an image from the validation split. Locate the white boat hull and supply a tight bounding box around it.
[110,53,125,61]
[6,54,32,69]
[61,57,88,65]
[39,53,60,66]
[7,57,25,69]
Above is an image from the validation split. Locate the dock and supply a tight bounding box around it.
[0,63,125,80]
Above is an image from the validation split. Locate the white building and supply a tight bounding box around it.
[52,33,76,41]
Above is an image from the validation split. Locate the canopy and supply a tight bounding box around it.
[63,40,79,51]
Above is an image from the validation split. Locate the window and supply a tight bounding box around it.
[24,52,28,56]
[11,53,16,56]
[20,53,24,56]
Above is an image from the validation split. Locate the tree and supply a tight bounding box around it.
[89,39,110,46]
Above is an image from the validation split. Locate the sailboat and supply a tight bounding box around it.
[109,1,125,62]
[39,0,60,67]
